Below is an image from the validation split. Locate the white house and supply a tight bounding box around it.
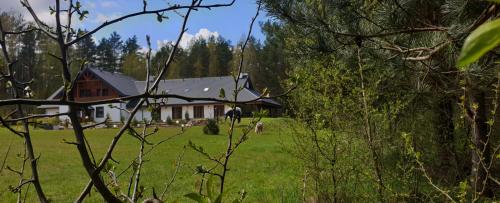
[38,67,280,123]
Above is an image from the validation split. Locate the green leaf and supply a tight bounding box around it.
[49,6,55,15]
[79,10,89,21]
[487,0,500,3]
[458,19,500,68]
[157,14,163,22]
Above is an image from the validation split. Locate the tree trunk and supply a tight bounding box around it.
[435,97,458,183]
[469,90,491,197]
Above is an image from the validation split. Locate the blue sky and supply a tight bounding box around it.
[3,0,269,50]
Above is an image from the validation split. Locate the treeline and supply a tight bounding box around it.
[0,11,287,103]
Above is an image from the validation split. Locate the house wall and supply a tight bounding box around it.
[205,105,214,119]
[58,105,70,121]
[72,72,120,102]
[45,108,59,115]
[45,103,232,124]
[161,106,172,121]
[182,105,194,120]
[48,103,123,123]
[93,103,122,123]
[133,107,152,122]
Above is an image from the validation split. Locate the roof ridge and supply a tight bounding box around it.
[134,76,236,83]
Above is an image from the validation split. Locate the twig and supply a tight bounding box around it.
[160,147,186,200]
[0,142,12,175]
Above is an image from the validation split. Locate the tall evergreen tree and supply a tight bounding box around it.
[232,37,263,90]
[151,44,189,79]
[96,32,123,72]
[73,30,96,66]
[259,21,288,95]
[123,35,140,56]
[14,25,37,84]
[188,38,210,77]
[207,36,232,76]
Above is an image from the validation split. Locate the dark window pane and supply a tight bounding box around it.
[194,106,204,118]
[96,106,104,118]
[172,106,182,119]
[214,105,225,117]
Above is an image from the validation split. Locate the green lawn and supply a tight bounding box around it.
[0,118,301,202]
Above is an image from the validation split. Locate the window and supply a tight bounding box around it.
[79,89,91,97]
[214,105,225,117]
[96,106,104,118]
[172,106,182,119]
[96,89,101,96]
[102,89,109,96]
[194,106,204,118]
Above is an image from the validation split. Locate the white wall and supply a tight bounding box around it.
[58,105,70,121]
[182,105,194,120]
[204,105,214,119]
[93,103,121,123]
[45,108,59,115]
[47,103,231,123]
[161,106,172,121]
[133,107,152,122]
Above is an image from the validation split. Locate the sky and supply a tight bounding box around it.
[1,0,269,50]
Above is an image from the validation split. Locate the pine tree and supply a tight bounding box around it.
[73,30,96,66]
[207,36,232,76]
[123,35,140,56]
[14,23,37,84]
[187,38,209,77]
[96,32,123,72]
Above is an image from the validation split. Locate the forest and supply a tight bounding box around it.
[0,0,499,202]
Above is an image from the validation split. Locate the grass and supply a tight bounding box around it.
[0,118,301,202]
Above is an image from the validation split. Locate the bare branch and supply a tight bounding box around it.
[5,113,68,123]
[20,0,57,40]
[67,0,236,46]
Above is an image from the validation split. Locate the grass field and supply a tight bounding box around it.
[0,118,301,202]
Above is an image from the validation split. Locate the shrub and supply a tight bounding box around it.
[184,112,190,121]
[49,117,61,126]
[203,119,219,135]
[166,116,173,125]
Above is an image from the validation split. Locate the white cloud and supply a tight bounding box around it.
[195,28,220,40]
[157,28,219,49]
[93,13,121,23]
[100,1,119,8]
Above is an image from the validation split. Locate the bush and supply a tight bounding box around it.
[203,119,219,135]
[49,117,61,126]
[166,116,173,125]
[184,112,190,121]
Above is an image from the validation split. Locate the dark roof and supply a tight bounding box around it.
[39,68,281,108]
[134,76,280,106]
[87,68,139,96]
